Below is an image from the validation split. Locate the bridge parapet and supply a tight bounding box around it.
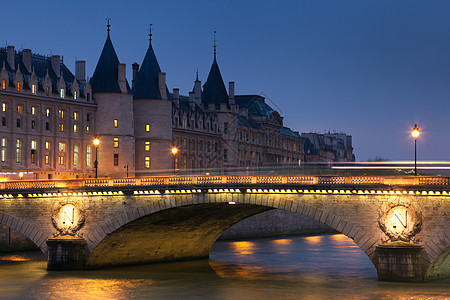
[0,175,449,192]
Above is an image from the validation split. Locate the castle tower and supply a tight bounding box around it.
[132,29,172,173]
[90,22,135,178]
[201,33,239,167]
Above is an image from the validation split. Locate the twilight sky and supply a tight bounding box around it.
[2,0,450,161]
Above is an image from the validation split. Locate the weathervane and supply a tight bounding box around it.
[213,29,217,57]
[106,17,111,33]
[149,24,153,45]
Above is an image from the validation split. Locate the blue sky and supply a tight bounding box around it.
[2,0,450,161]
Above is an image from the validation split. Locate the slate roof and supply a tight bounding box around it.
[0,48,82,97]
[133,41,168,99]
[90,32,131,94]
[280,126,300,138]
[202,55,228,108]
[235,95,274,121]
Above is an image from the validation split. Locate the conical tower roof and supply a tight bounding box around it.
[90,31,130,94]
[133,39,164,99]
[202,54,228,108]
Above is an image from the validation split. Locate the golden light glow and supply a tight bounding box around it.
[231,241,255,255]
[272,238,293,245]
[304,235,323,244]
[411,124,420,139]
[171,147,178,155]
[0,255,30,262]
[18,172,24,178]
[93,138,100,147]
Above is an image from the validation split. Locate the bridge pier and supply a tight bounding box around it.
[46,236,87,270]
[376,242,424,282]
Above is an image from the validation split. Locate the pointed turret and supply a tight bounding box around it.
[202,35,228,108]
[132,30,166,99]
[90,28,130,94]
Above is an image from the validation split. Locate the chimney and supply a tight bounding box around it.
[7,46,15,70]
[118,63,127,93]
[189,92,195,109]
[173,88,180,106]
[22,49,32,73]
[51,55,60,78]
[132,62,139,85]
[229,81,235,105]
[75,60,86,84]
[194,80,202,105]
[158,72,167,99]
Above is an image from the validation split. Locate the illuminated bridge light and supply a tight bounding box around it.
[383,191,388,194]
[357,190,363,194]
[435,191,440,195]
[108,191,113,195]
[346,190,351,194]
[155,190,160,194]
[224,189,229,193]
[258,189,263,193]
[443,191,448,195]
[416,191,421,195]
[395,191,401,195]
[246,189,251,193]
[263,189,268,193]
[214,189,218,193]
[18,194,23,197]
[228,201,236,205]
[422,191,427,195]
[287,189,292,193]
[275,189,280,193]
[219,189,224,193]
[429,191,434,195]
[402,191,407,194]
[293,189,298,193]
[133,191,138,194]
[208,189,213,193]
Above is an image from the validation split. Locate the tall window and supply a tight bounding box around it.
[59,156,64,165]
[146,124,150,132]
[17,105,23,114]
[17,82,21,91]
[45,141,50,150]
[2,80,5,89]
[86,145,92,167]
[45,155,49,164]
[145,156,150,168]
[73,91,77,100]
[1,138,6,162]
[46,86,50,96]
[60,89,65,98]
[59,142,65,152]
[59,123,64,132]
[86,126,90,134]
[31,106,37,115]
[73,144,79,167]
[59,109,64,119]
[31,120,36,129]
[16,139,22,163]
[73,112,79,121]
[32,84,36,94]
[31,140,37,164]
[2,102,6,112]
[145,141,150,151]
[224,122,228,134]
[114,154,119,166]
[114,137,119,148]
[73,124,78,133]
[114,119,118,127]
[46,108,51,117]
[182,118,187,129]
[46,122,50,131]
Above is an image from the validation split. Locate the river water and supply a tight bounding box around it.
[0,234,448,299]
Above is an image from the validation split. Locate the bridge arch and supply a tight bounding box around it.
[424,231,450,280]
[84,193,379,268]
[0,211,49,254]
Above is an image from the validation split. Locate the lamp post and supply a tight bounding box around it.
[411,124,420,176]
[124,165,128,178]
[171,147,178,170]
[93,138,100,179]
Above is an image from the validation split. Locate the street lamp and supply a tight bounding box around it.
[171,147,178,170]
[411,124,420,176]
[93,138,100,179]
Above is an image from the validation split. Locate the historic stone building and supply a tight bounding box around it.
[0,27,354,180]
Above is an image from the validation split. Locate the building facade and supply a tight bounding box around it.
[0,28,354,180]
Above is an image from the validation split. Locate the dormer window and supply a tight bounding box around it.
[32,84,36,94]
[46,86,50,96]
[73,91,77,100]
[60,89,65,98]
[31,106,37,115]
[2,80,5,89]
[17,82,21,92]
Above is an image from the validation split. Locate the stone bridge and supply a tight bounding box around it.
[0,175,448,281]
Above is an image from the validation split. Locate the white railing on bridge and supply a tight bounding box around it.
[1,175,450,191]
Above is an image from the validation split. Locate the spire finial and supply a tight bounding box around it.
[106,17,111,35]
[149,24,153,45]
[196,69,199,81]
[213,29,217,58]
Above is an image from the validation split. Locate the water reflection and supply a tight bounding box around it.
[0,234,448,299]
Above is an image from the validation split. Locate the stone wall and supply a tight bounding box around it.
[0,225,38,252]
[219,209,336,240]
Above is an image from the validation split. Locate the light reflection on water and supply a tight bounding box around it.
[0,234,448,299]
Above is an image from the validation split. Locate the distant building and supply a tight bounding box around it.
[0,27,354,180]
[302,132,354,162]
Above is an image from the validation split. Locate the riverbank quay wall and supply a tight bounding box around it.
[0,175,448,281]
